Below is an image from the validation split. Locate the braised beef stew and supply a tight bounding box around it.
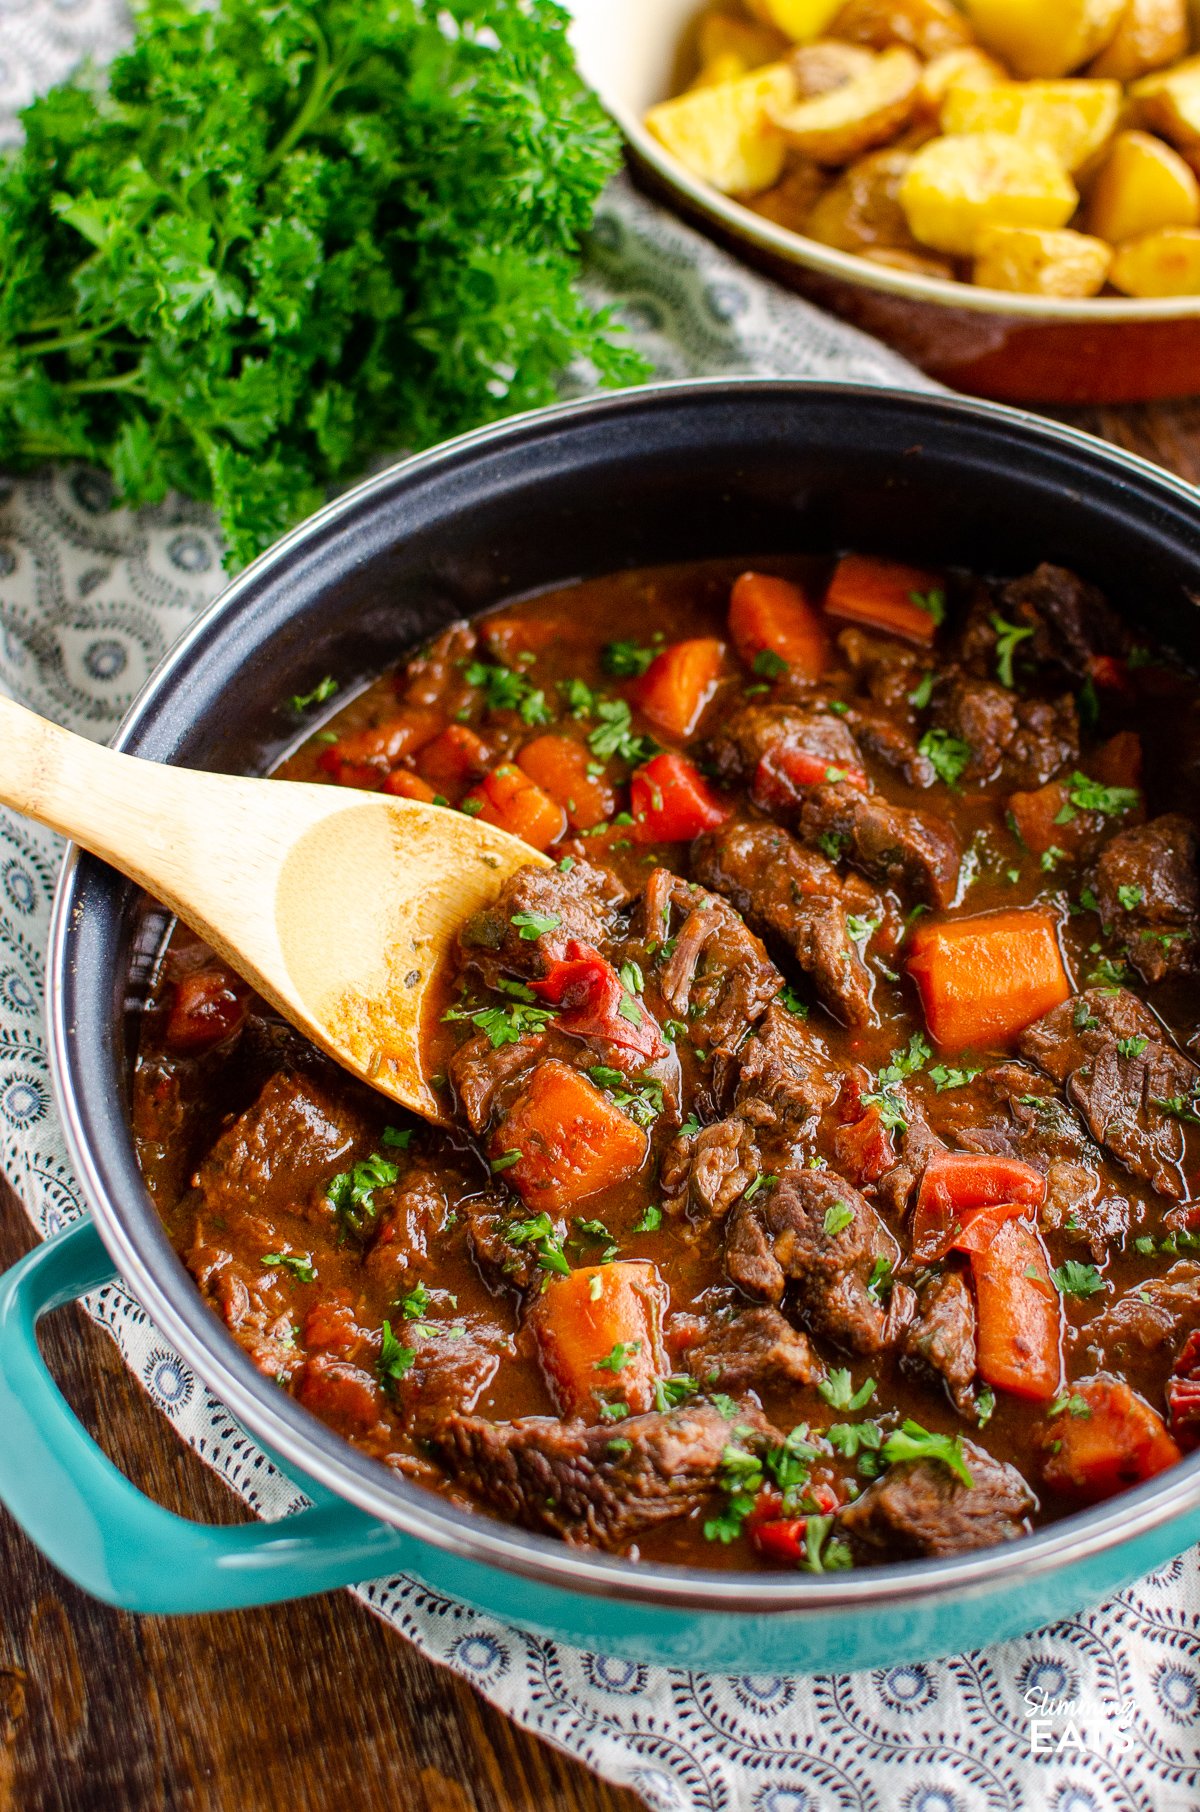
[133,554,1200,1572]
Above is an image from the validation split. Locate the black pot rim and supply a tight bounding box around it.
[45,377,1200,1617]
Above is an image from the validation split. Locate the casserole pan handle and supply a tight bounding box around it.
[0,1219,422,1613]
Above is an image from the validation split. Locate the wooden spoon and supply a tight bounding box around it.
[0,696,548,1123]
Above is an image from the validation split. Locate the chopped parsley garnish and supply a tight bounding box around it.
[381,1126,413,1150]
[1051,1260,1106,1299]
[777,985,810,1016]
[1055,773,1140,824]
[653,1374,699,1412]
[288,676,338,713]
[929,1063,982,1091]
[817,830,848,862]
[466,661,552,726]
[800,1516,854,1573]
[881,1419,973,1487]
[818,1369,876,1413]
[753,648,788,679]
[1134,1235,1156,1256]
[867,1255,894,1303]
[587,1066,664,1129]
[511,910,561,940]
[703,1441,765,1545]
[827,1419,884,1459]
[1088,956,1129,989]
[377,1319,416,1393]
[587,699,657,766]
[490,1149,523,1173]
[823,1200,855,1239]
[507,1213,570,1276]
[975,1386,996,1427]
[918,728,971,788]
[327,1152,400,1238]
[1116,1034,1149,1060]
[910,588,946,627]
[1154,1093,1200,1125]
[618,959,645,995]
[605,1436,633,1456]
[602,639,658,678]
[595,1340,642,1374]
[597,1399,629,1423]
[1040,846,1067,873]
[399,1281,431,1320]
[846,912,881,947]
[710,1393,740,1421]
[262,1252,316,1283]
[908,671,935,711]
[1049,1392,1094,1420]
[742,1173,778,1203]
[562,677,601,720]
[1117,883,1145,911]
[442,993,555,1049]
[634,1203,663,1233]
[989,613,1034,690]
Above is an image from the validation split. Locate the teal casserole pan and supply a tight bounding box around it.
[1,381,1199,1672]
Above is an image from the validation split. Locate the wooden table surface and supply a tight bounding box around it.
[1,396,1198,1812]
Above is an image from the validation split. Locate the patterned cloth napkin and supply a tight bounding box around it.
[2,6,1200,1809]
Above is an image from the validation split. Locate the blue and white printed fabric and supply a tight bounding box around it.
[1,6,1198,1808]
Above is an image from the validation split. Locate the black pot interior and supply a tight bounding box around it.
[59,380,1200,1534]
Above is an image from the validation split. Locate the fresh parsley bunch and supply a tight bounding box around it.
[0,0,644,566]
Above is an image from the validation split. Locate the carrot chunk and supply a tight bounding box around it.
[907,908,1070,1051]
[416,724,490,799]
[968,1217,1063,1403]
[1090,729,1143,790]
[1041,1375,1182,1501]
[480,612,561,664]
[728,572,829,678]
[528,1260,668,1418]
[632,637,725,740]
[631,752,731,843]
[462,763,566,852]
[912,1152,1046,1264]
[1007,781,1071,858]
[490,1060,648,1212]
[517,734,615,832]
[824,555,945,646]
[381,768,438,803]
[317,708,443,786]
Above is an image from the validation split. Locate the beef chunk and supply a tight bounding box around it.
[848,704,938,788]
[930,675,1077,788]
[643,869,780,1057]
[449,1029,547,1134]
[365,1166,447,1289]
[965,564,1130,684]
[874,1115,946,1220]
[725,1165,901,1353]
[837,626,930,719]
[188,1227,304,1382]
[661,1117,760,1222]
[724,1003,839,1146]
[400,1327,505,1433]
[294,1355,388,1441]
[687,1306,820,1392]
[1089,1261,1200,1364]
[798,782,960,908]
[428,1400,769,1550]
[464,1194,563,1295]
[940,1063,1127,1251]
[1020,989,1200,1199]
[1093,815,1200,984]
[458,859,628,990]
[191,1072,372,1223]
[902,1271,977,1418]
[399,621,477,716]
[691,819,875,1025]
[708,703,864,798]
[839,1443,1035,1558]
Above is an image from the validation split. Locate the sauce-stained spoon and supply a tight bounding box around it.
[1,697,548,1123]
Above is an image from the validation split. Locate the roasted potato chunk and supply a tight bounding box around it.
[1109,224,1200,292]
[698,10,791,71]
[917,47,1007,115]
[769,44,920,162]
[646,63,795,195]
[746,0,846,40]
[941,79,1121,173]
[959,0,1126,79]
[1090,0,1189,82]
[789,39,876,98]
[973,223,1113,294]
[828,0,974,58]
[1131,54,1200,150]
[1086,129,1200,240]
[806,146,918,247]
[900,132,1078,254]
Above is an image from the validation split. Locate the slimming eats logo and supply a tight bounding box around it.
[1023,1684,1137,1757]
